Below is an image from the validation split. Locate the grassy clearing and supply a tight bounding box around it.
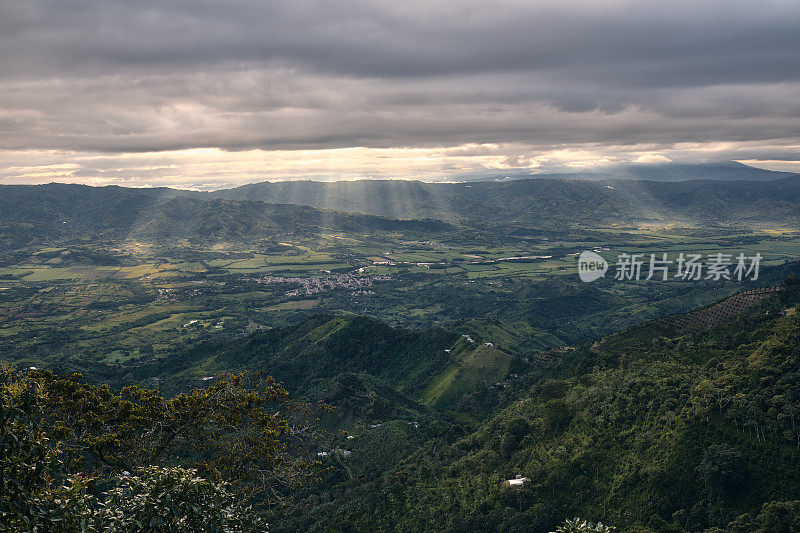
[419,344,512,408]
[118,265,164,279]
[0,267,36,278]
[264,299,319,311]
[22,268,83,281]
[81,304,192,332]
[261,263,351,273]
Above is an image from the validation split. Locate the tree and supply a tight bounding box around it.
[697,444,746,497]
[37,371,326,503]
[92,466,265,532]
[501,418,531,456]
[0,365,93,532]
[724,500,800,532]
[551,517,616,532]
[0,366,324,530]
[541,399,572,433]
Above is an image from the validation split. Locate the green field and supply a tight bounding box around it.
[2,227,799,369]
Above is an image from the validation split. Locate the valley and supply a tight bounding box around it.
[4,2,799,529]
[2,172,800,532]
[5,224,800,372]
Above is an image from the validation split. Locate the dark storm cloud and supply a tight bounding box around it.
[4,1,799,82]
[0,0,799,158]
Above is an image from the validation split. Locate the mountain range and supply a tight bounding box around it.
[2,164,800,249]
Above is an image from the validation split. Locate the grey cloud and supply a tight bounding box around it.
[0,0,799,163]
[3,1,799,83]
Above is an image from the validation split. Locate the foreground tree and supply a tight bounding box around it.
[92,466,264,532]
[551,517,616,533]
[0,365,324,530]
[37,370,326,502]
[0,366,93,531]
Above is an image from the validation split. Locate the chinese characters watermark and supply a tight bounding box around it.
[578,251,762,283]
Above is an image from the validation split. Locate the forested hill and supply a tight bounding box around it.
[76,276,800,531]
[4,174,800,247]
[445,162,795,183]
[125,314,545,415]
[0,185,451,248]
[214,173,800,227]
[272,279,800,532]
[528,161,794,182]
[139,315,462,397]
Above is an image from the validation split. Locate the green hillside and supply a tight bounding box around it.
[138,316,456,396]
[134,315,533,412]
[273,279,800,532]
[419,341,513,409]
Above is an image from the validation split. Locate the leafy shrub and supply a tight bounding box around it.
[551,517,616,532]
[92,466,265,532]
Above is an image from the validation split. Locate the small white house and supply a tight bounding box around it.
[505,475,531,487]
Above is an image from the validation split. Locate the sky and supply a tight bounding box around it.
[1,0,799,189]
